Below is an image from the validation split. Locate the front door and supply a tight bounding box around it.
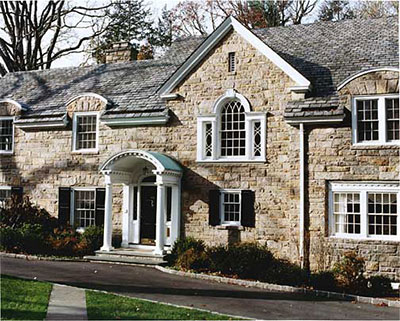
[140,186,157,245]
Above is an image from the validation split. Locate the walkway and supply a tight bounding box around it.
[1,257,398,320]
[46,284,87,320]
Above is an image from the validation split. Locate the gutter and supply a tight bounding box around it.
[101,115,169,127]
[299,123,305,268]
[14,114,68,130]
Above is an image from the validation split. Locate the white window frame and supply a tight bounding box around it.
[70,187,97,231]
[220,189,242,226]
[0,116,14,154]
[72,112,99,153]
[329,182,400,241]
[197,90,266,163]
[352,94,400,146]
[0,186,12,206]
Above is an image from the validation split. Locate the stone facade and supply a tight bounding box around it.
[1,31,399,279]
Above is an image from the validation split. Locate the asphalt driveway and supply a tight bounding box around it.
[1,256,398,320]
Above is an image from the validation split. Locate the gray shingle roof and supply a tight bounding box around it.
[0,37,203,118]
[0,16,398,121]
[254,16,398,97]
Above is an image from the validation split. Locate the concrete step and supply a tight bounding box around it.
[95,249,165,259]
[84,255,167,266]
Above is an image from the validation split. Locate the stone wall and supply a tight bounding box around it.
[307,70,400,280]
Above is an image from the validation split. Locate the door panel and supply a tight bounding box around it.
[140,186,157,245]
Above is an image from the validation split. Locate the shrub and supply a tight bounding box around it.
[82,226,104,254]
[0,225,20,252]
[310,271,337,291]
[332,251,366,294]
[47,227,87,257]
[265,259,308,286]
[0,196,58,233]
[208,243,274,280]
[366,276,393,297]
[175,248,210,271]
[168,237,206,265]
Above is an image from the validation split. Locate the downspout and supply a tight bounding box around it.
[299,122,305,269]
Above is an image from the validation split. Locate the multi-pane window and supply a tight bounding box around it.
[73,113,98,151]
[0,188,11,206]
[74,190,96,228]
[0,118,13,153]
[330,183,399,240]
[368,193,397,236]
[386,98,399,141]
[333,193,361,234]
[197,90,266,162]
[220,100,246,157]
[221,191,241,224]
[353,96,399,145]
[253,121,262,157]
[228,52,235,72]
[204,123,212,157]
[356,99,379,142]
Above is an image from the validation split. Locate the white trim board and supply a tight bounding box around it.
[337,67,399,91]
[158,16,311,95]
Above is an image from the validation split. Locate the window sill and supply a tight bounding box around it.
[197,159,266,164]
[216,225,244,230]
[351,143,400,150]
[329,235,400,242]
[0,151,14,155]
[71,149,99,155]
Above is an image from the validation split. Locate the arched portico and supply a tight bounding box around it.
[99,150,182,255]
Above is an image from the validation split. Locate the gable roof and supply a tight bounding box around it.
[158,16,311,96]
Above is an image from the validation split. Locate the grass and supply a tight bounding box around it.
[1,274,52,320]
[86,290,241,320]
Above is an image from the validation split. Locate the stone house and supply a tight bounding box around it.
[0,16,399,279]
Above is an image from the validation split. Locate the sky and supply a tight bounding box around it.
[53,0,182,68]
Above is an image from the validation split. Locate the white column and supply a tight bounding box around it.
[170,184,180,245]
[121,184,131,248]
[154,182,165,255]
[100,175,114,252]
[299,123,305,268]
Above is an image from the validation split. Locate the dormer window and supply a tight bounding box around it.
[228,52,235,72]
[0,117,14,154]
[197,89,266,162]
[72,112,99,153]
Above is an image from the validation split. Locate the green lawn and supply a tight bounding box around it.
[1,275,52,320]
[86,290,240,320]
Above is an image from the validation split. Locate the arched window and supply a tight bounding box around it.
[220,100,246,156]
[197,89,266,162]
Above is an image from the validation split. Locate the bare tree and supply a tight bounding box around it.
[0,0,111,76]
[290,0,318,24]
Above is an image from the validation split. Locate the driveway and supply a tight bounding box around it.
[1,256,398,320]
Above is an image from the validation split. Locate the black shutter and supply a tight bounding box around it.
[95,188,105,226]
[209,189,220,226]
[241,190,255,227]
[58,187,71,226]
[11,186,23,202]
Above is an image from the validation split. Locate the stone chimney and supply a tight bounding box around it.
[105,42,137,63]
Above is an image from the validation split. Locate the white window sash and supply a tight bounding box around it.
[220,189,242,225]
[72,112,99,153]
[0,116,14,154]
[352,95,399,146]
[329,182,400,241]
[71,187,97,230]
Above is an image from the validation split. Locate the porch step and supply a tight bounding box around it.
[84,255,167,266]
[84,248,168,266]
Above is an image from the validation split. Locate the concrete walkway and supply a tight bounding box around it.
[46,284,87,320]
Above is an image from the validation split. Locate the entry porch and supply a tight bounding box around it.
[98,150,182,256]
